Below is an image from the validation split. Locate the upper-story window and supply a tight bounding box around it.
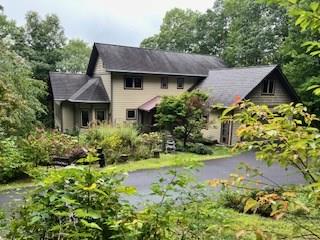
[161,77,168,89]
[124,76,143,89]
[262,78,275,95]
[177,78,184,89]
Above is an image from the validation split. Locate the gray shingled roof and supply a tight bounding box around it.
[50,72,109,103]
[197,65,278,106]
[50,72,88,100]
[94,43,226,76]
[68,78,109,103]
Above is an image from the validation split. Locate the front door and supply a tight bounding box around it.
[221,121,232,145]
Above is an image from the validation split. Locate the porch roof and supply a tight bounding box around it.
[68,78,110,103]
[138,96,161,112]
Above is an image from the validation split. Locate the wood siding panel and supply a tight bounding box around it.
[93,56,112,101]
[54,100,62,130]
[112,73,198,123]
[202,112,221,142]
[246,74,293,106]
[62,102,74,132]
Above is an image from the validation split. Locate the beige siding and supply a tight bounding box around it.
[112,73,198,123]
[61,102,74,132]
[231,74,294,145]
[54,101,62,130]
[246,74,293,106]
[93,56,112,101]
[202,111,221,142]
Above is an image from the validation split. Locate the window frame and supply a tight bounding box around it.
[177,78,184,89]
[261,78,275,95]
[95,109,106,122]
[126,109,137,120]
[124,76,143,90]
[161,77,168,89]
[80,109,90,128]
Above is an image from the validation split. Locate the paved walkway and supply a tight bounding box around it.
[0,152,304,211]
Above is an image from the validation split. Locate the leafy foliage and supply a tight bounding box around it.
[156,91,208,147]
[265,0,320,57]
[140,8,201,52]
[186,143,213,155]
[0,44,46,137]
[222,101,320,183]
[21,129,81,166]
[24,11,66,81]
[56,39,91,73]
[7,166,137,239]
[81,124,162,163]
[141,0,288,66]
[0,138,28,183]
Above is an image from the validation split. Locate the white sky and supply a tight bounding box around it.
[1,0,215,46]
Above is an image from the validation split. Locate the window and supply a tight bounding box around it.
[126,109,137,120]
[81,110,89,127]
[262,78,275,95]
[161,77,168,89]
[96,110,105,122]
[177,78,184,89]
[124,76,143,89]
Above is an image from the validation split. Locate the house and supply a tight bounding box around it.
[49,43,299,145]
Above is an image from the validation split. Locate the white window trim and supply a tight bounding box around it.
[126,109,137,120]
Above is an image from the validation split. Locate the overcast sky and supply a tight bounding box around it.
[1,0,214,47]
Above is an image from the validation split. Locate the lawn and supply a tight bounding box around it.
[104,146,232,173]
[0,146,232,192]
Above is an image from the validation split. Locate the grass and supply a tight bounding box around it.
[0,146,232,192]
[0,178,34,192]
[105,146,232,173]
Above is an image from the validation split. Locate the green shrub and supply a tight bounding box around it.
[82,124,162,163]
[217,190,245,212]
[0,138,29,183]
[7,167,137,239]
[187,143,213,155]
[21,129,79,165]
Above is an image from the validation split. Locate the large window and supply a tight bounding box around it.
[81,110,89,127]
[177,78,184,89]
[262,78,275,95]
[161,77,168,89]
[126,109,137,120]
[95,110,105,122]
[124,76,143,89]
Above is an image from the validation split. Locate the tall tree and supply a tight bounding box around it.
[265,0,320,57]
[56,39,91,73]
[195,0,228,56]
[24,11,66,80]
[0,43,46,137]
[0,10,27,57]
[141,8,201,52]
[222,0,288,66]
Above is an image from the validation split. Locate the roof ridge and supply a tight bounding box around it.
[49,71,87,76]
[69,78,98,100]
[94,42,222,60]
[209,64,278,72]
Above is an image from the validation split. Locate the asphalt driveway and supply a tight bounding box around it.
[0,151,304,211]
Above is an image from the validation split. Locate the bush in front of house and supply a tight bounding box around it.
[187,143,213,155]
[81,124,162,163]
[21,128,81,166]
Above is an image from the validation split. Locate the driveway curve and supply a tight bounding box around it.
[0,151,304,211]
